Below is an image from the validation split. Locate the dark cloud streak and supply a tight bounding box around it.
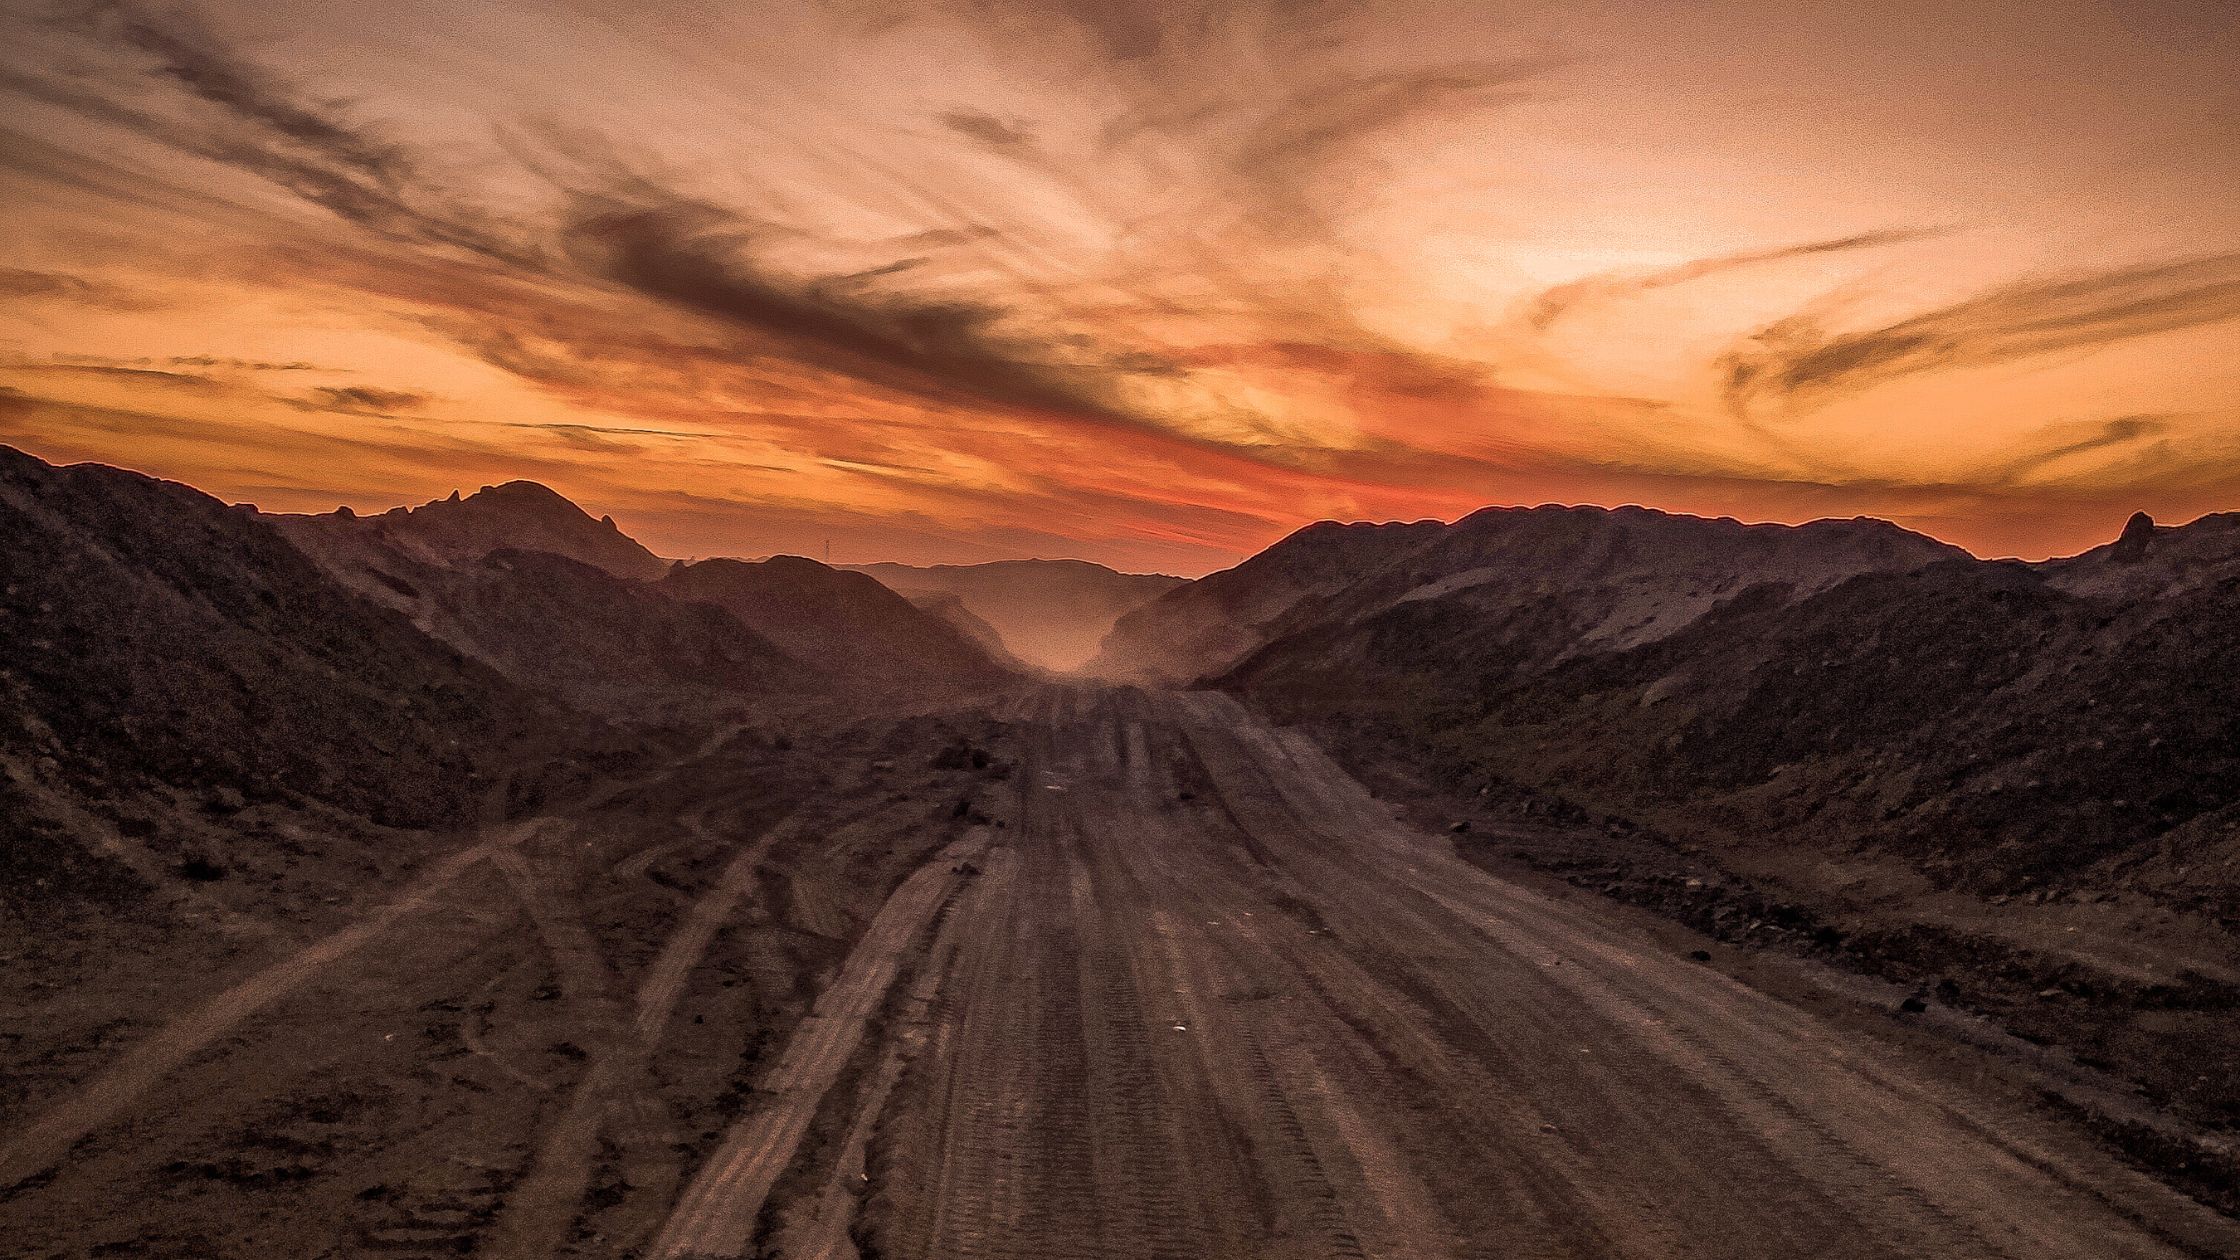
[6,360,219,389]
[938,109,1037,153]
[297,385,429,414]
[1984,414,2172,486]
[1719,253,2240,416]
[0,267,128,304]
[34,1,531,264]
[559,195,1164,428]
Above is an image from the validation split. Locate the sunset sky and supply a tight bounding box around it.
[3,0,2237,573]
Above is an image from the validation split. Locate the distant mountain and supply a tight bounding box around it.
[1095,505,1958,682]
[1088,519,1443,681]
[288,480,667,581]
[661,556,1014,689]
[0,445,542,835]
[409,549,803,709]
[848,559,1182,672]
[278,508,801,716]
[1218,506,2240,908]
[904,590,1032,675]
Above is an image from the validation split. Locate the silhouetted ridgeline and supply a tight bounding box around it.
[1170,504,2240,909]
[0,446,1019,921]
[279,502,805,716]
[0,445,541,835]
[660,555,1013,688]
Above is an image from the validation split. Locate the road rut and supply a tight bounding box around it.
[861,688,2240,1259]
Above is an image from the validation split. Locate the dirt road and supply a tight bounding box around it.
[4,688,2234,1257]
[860,689,2237,1259]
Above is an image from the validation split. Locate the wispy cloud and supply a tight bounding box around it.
[1525,228,1944,332]
[1226,59,1552,209]
[32,0,528,262]
[0,267,145,306]
[1719,253,2240,417]
[6,359,221,390]
[1,0,2235,568]
[6,1,1568,457]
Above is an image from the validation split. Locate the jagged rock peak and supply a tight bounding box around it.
[2113,510,2157,563]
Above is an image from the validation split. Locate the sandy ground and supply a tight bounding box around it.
[4,687,2236,1258]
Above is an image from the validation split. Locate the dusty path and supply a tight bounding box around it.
[482,805,793,1260]
[646,831,989,1257]
[0,728,749,1200]
[861,688,2240,1260]
[5,688,2236,1258]
[768,842,1018,1260]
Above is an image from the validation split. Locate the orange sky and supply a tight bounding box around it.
[3,0,2237,574]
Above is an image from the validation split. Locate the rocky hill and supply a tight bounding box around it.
[291,480,667,581]
[660,556,1013,689]
[1089,520,1442,681]
[1221,507,2240,910]
[849,559,1182,672]
[2040,509,2240,602]
[278,509,802,716]
[0,445,545,841]
[1095,506,1957,682]
[903,590,1033,675]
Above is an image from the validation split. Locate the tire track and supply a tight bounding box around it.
[773,846,1018,1260]
[1169,688,2240,1258]
[0,817,544,1191]
[481,801,817,1260]
[646,832,989,1258]
[861,685,2236,1258]
[0,727,758,1199]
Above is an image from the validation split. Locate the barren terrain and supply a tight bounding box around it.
[6,687,2233,1258]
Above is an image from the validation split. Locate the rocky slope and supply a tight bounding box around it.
[1096,505,1958,682]
[0,446,556,922]
[1219,507,2240,1160]
[848,559,1182,673]
[660,556,1013,689]
[278,508,802,716]
[0,450,1014,935]
[1220,508,2240,910]
[313,480,670,580]
[2041,509,2240,602]
[1089,520,1442,681]
[903,590,1033,674]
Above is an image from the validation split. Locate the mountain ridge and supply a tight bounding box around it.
[846,558,1182,672]
[1092,504,1963,682]
[1215,507,2240,908]
[0,445,547,839]
[661,555,1013,689]
[276,512,805,717]
[279,479,667,582]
